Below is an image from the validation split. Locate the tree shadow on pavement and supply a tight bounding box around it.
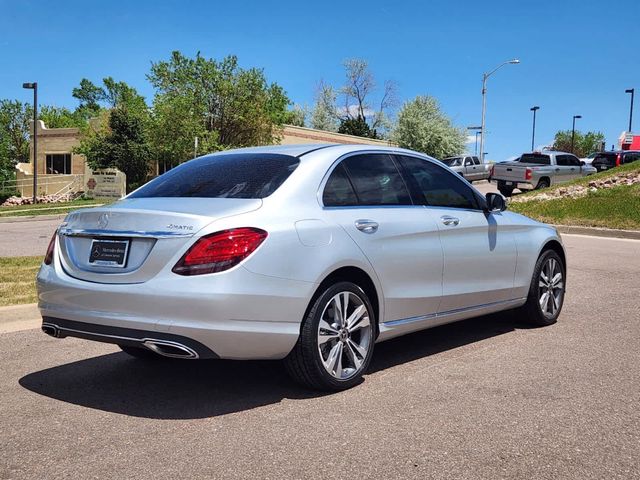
[19,310,529,420]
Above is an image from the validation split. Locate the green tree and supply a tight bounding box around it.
[310,82,338,132]
[0,100,32,183]
[552,130,605,157]
[285,104,308,127]
[147,51,291,166]
[391,96,466,159]
[310,59,396,138]
[39,105,86,129]
[76,106,151,191]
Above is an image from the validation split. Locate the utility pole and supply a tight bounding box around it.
[22,82,38,203]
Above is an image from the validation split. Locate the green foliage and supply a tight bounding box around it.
[285,104,307,127]
[39,105,86,128]
[552,130,605,157]
[147,51,291,167]
[76,107,151,189]
[0,100,32,181]
[310,59,396,138]
[338,117,374,138]
[392,96,465,158]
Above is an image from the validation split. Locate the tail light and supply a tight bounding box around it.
[172,227,268,276]
[525,168,532,181]
[44,231,57,265]
[616,154,621,166]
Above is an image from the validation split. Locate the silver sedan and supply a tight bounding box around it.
[37,144,566,390]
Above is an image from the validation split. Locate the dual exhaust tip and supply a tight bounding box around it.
[42,323,198,359]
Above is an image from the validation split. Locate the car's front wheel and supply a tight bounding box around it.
[520,249,565,326]
[285,281,375,391]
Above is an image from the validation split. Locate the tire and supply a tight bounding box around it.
[519,249,565,326]
[535,178,550,190]
[119,344,162,360]
[284,281,376,391]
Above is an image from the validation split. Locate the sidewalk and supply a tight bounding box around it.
[0,304,40,333]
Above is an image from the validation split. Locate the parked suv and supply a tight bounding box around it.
[591,150,640,172]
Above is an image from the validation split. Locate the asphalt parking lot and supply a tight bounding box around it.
[1,233,639,480]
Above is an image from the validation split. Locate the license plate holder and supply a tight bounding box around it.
[89,239,130,267]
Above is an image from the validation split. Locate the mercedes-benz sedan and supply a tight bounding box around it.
[37,144,566,390]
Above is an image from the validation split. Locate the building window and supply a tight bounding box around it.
[46,154,72,174]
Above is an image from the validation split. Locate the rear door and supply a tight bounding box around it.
[321,153,443,322]
[396,154,518,312]
[555,154,579,182]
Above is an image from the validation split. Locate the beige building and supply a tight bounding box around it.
[15,122,392,197]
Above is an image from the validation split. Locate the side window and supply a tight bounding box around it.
[397,155,480,210]
[472,156,481,165]
[567,155,582,166]
[323,163,358,206]
[555,155,570,166]
[342,154,412,206]
[464,157,474,166]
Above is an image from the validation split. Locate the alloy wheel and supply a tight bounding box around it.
[538,257,564,318]
[317,291,373,380]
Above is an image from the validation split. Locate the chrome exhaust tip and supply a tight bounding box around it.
[42,323,60,338]
[142,339,199,359]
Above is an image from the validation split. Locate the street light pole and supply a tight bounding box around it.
[571,115,581,154]
[22,82,38,203]
[530,106,540,151]
[475,131,481,155]
[479,59,520,163]
[625,88,634,132]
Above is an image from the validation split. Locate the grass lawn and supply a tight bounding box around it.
[0,256,41,307]
[0,198,107,217]
[510,183,640,230]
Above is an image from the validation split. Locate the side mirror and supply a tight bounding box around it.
[485,192,507,212]
[580,160,586,166]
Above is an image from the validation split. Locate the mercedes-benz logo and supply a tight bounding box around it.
[97,213,109,229]
[92,245,102,257]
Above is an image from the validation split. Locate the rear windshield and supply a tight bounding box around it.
[592,153,616,165]
[517,154,551,165]
[442,157,462,166]
[129,153,299,199]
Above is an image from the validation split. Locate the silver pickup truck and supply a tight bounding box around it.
[491,151,597,196]
[441,155,492,182]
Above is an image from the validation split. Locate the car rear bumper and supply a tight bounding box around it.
[37,258,316,360]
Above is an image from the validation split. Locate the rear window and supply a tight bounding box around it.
[442,157,462,167]
[130,153,299,199]
[518,154,551,165]
[593,153,616,166]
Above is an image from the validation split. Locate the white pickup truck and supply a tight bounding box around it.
[441,155,492,182]
[491,151,597,196]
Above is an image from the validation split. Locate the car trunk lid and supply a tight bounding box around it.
[57,197,262,284]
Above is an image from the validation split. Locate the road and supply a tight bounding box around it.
[0,182,500,258]
[1,234,639,479]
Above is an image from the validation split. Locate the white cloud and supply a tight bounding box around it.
[465,135,477,144]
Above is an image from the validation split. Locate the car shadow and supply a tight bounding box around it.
[19,310,530,420]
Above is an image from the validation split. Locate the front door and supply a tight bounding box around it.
[395,154,518,313]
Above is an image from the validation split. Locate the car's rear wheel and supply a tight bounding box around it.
[536,178,550,189]
[285,281,375,391]
[520,249,565,326]
[119,344,162,360]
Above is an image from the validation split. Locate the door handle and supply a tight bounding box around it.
[555,168,560,172]
[355,219,379,234]
[440,215,460,226]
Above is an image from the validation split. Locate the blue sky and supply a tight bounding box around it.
[1,0,638,160]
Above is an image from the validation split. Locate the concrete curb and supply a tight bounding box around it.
[555,225,640,240]
[0,213,67,223]
[0,303,41,333]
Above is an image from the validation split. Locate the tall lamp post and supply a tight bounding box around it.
[475,131,481,155]
[479,59,520,163]
[571,115,581,154]
[22,82,38,203]
[625,88,634,132]
[530,106,540,151]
